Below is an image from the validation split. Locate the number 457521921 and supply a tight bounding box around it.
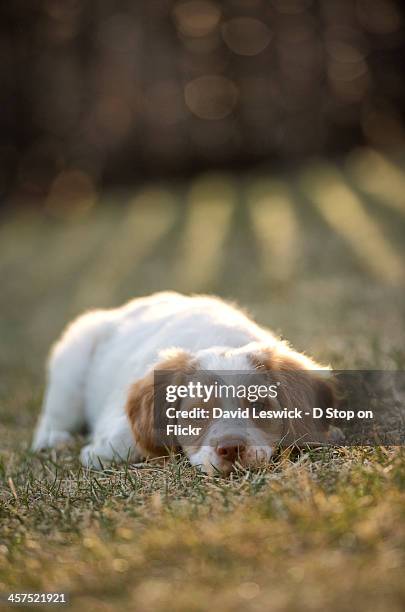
[6,593,68,604]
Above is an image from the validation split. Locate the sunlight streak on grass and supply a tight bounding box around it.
[172,174,234,290]
[301,163,404,284]
[346,148,405,214]
[0,212,47,274]
[74,188,177,308]
[247,179,298,281]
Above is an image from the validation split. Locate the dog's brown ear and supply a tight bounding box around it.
[125,349,196,458]
[278,371,341,446]
[250,344,343,445]
[250,341,323,374]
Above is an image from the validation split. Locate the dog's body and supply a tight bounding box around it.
[33,292,338,473]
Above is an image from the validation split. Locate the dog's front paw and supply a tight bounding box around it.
[80,444,111,469]
[32,428,74,451]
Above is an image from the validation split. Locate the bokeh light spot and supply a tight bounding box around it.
[185,76,238,120]
[326,39,367,64]
[46,170,97,220]
[173,1,221,38]
[222,18,272,56]
[327,58,368,82]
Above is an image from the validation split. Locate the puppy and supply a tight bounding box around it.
[32,292,340,474]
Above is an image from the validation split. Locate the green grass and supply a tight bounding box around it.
[1,150,405,610]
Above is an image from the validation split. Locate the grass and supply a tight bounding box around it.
[1,149,405,610]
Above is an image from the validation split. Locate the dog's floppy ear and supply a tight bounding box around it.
[125,349,196,458]
[250,344,343,445]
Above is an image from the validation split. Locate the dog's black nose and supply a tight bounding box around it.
[216,439,246,462]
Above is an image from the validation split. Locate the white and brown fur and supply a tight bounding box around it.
[32,292,341,474]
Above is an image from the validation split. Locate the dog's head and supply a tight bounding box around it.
[126,341,340,475]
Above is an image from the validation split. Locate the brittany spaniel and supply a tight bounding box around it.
[32,292,340,474]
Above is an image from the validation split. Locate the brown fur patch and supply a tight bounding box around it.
[125,350,196,457]
[250,346,338,445]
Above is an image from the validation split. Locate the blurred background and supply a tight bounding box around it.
[1,0,405,203]
[1,0,405,413]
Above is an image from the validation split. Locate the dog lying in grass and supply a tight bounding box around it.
[32,292,342,474]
